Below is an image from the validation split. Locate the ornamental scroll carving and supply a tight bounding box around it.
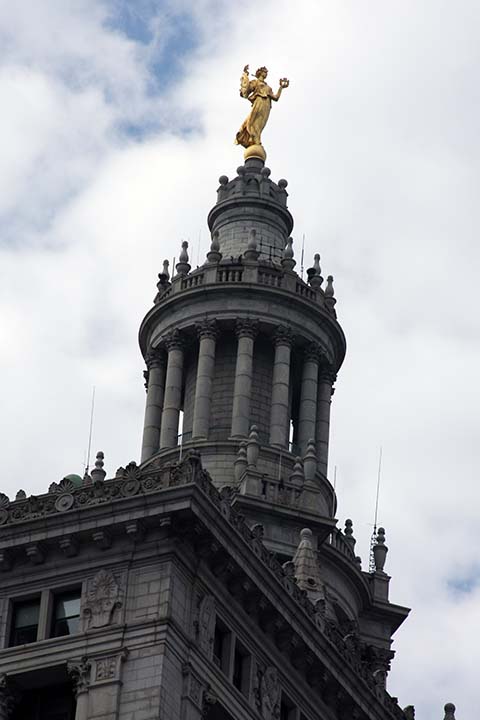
[83,569,122,629]
[195,593,216,658]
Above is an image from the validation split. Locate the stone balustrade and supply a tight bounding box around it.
[154,258,330,314]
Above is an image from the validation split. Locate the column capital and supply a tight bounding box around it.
[67,657,91,697]
[196,318,219,341]
[303,342,323,362]
[163,329,185,352]
[318,363,336,385]
[235,318,259,340]
[145,347,166,370]
[273,325,293,347]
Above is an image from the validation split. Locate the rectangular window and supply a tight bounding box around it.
[280,695,296,720]
[213,624,225,668]
[232,641,250,696]
[213,619,231,675]
[51,590,81,638]
[10,598,40,646]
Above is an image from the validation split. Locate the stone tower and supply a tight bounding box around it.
[140,156,345,557]
[0,152,455,720]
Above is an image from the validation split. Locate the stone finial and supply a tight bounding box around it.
[90,452,106,482]
[234,441,248,482]
[281,237,296,270]
[303,439,317,482]
[293,528,322,593]
[403,706,415,720]
[15,489,26,501]
[308,253,323,289]
[206,231,222,263]
[290,457,304,488]
[154,260,171,303]
[325,275,337,311]
[246,425,260,467]
[244,229,260,261]
[373,527,388,573]
[158,259,170,285]
[444,704,456,720]
[176,241,191,276]
[344,519,356,551]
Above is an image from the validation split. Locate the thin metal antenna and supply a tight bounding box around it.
[300,234,305,279]
[333,465,337,491]
[172,257,175,277]
[85,386,96,475]
[373,446,382,529]
[197,230,201,266]
[369,446,383,572]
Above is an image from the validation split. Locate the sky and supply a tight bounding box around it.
[0,1,479,717]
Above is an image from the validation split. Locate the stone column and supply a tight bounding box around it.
[192,320,218,440]
[269,326,292,447]
[159,330,185,449]
[141,349,167,463]
[67,658,91,720]
[0,675,17,719]
[297,343,321,455]
[315,364,336,476]
[231,319,258,438]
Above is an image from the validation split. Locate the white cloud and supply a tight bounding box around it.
[0,1,479,717]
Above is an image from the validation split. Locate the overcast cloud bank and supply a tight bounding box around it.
[1,2,479,718]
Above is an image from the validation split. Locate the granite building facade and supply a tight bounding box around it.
[0,155,455,720]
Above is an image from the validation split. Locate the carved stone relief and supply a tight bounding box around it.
[83,569,122,629]
[196,594,216,658]
[95,657,118,681]
[255,666,281,720]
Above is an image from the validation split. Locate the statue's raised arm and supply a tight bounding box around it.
[239,64,251,99]
[235,64,289,162]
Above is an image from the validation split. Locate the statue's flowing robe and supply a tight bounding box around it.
[235,78,273,148]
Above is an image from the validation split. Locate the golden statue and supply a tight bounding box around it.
[235,65,289,161]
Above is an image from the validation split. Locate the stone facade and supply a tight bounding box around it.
[0,155,452,719]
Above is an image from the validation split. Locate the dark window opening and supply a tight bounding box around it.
[213,619,230,675]
[12,682,76,720]
[51,590,81,638]
[280,694,296,720]
[10,598,40,647]
[232,641,249,695]
[213,625,225,668]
